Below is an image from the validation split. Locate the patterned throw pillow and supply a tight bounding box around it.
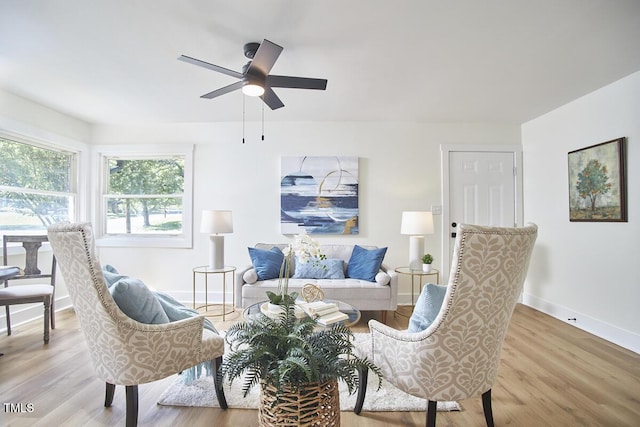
[293,258,345,279]
[408,283,447,332]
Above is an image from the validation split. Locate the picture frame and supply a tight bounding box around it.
[568,137,627,222]
[280,156,359,234]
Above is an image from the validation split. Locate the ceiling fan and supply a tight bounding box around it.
[178,39,328,110]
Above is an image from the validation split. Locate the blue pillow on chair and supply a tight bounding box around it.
[408,283,447,333]
[346,245,387,282]
[248,246,284,280]
[109,276,170,324]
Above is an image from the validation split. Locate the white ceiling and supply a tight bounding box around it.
[1,0,639,125]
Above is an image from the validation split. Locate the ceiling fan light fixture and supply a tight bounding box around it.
[242,81,264,97]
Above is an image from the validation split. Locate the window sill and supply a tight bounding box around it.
[96,235,192,249]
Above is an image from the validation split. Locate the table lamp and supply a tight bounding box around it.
[200,210,233,269]
[400,211,434,270]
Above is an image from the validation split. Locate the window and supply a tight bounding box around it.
[95,144,193,248]
[0,135,77,234]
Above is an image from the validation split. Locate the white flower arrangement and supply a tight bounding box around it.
[268,234,326,305]
[284,233,325,263]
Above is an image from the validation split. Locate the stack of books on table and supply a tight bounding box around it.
[297,301,349,325]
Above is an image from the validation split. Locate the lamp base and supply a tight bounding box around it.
[208,235,225,270]
[408,235,424,270]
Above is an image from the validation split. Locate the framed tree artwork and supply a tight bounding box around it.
[568,137,627,222]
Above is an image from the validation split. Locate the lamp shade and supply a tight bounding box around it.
[400,211,434,235]
[200,210,233,234]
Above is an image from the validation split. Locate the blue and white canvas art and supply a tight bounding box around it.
[281,156,359,234]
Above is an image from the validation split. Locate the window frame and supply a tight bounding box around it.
[0,131,80,233]
[93,144,194,249]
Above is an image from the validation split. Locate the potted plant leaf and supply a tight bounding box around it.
[221,299,382,426]
[421,253,433,273]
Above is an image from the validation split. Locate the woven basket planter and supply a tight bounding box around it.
[259,379,340,427]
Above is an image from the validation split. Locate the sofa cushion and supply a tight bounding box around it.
[248,246,284,280]
[346,245,387,282]
[408,283,447,333]
[293,258,345,280]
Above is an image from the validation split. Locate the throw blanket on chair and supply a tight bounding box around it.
[102,265,216,383]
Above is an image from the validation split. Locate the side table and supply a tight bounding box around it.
[192,265,236,321]
[394,266,440,318]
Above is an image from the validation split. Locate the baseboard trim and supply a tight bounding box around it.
[522,293,639,355]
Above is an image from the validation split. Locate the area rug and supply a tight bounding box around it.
[158,333,460,413]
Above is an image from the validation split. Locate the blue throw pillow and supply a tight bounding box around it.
[293,258,345,279]
[408,283,447,333]
[346,245,387,282]
[109,276,170,324]
[102,264,127,288]
[248,246,284,280]
[154,291,217,333]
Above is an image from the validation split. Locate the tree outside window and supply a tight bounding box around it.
[0,137,76,232]
[105,158,185,235]
[96,144,194,248]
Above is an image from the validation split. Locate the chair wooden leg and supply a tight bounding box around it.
[50,296,55,330]
[125,385,138,427]
[482,389,495,427]
[104,383,115,407]
[213,356,228,409]
[354,366,368,414]
[381,310,387,324]
[5,306,11,336]
[43,297,50,344]
[426,400,437,427]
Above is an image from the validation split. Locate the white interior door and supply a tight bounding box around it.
[441,146,522,281]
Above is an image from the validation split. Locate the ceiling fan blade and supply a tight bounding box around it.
[201,81,243,99]
[178,55,243,79]
[261,87,285,110]
[267,75,328,90]
[247,39,283,76]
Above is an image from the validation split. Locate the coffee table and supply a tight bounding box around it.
[243,299,361,327]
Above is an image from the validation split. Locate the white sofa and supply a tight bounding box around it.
[234,243,398,322]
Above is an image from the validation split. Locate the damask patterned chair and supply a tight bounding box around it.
[355,223,538,427]
[47,223,227,427]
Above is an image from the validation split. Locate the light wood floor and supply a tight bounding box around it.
[1,304,638,426]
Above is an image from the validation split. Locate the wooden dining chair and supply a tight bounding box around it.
[1,235,56,344]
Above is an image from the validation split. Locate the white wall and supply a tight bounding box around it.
[91,121,520,304]
[0,89,91,143]
[522,71,640,353]
[0,89,92,330]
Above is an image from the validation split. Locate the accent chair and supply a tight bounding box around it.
[47,222,227,427]
[355,223,538,427]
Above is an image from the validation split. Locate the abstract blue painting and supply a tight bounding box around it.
[281,156,359,234]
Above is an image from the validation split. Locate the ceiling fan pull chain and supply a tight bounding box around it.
[262,102,265,141]
[242,94,246,144]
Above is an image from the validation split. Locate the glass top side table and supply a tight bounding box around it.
[192,265,236,321]
[394,267,440,317]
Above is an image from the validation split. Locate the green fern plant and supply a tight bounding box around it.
[221,299,382,398]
